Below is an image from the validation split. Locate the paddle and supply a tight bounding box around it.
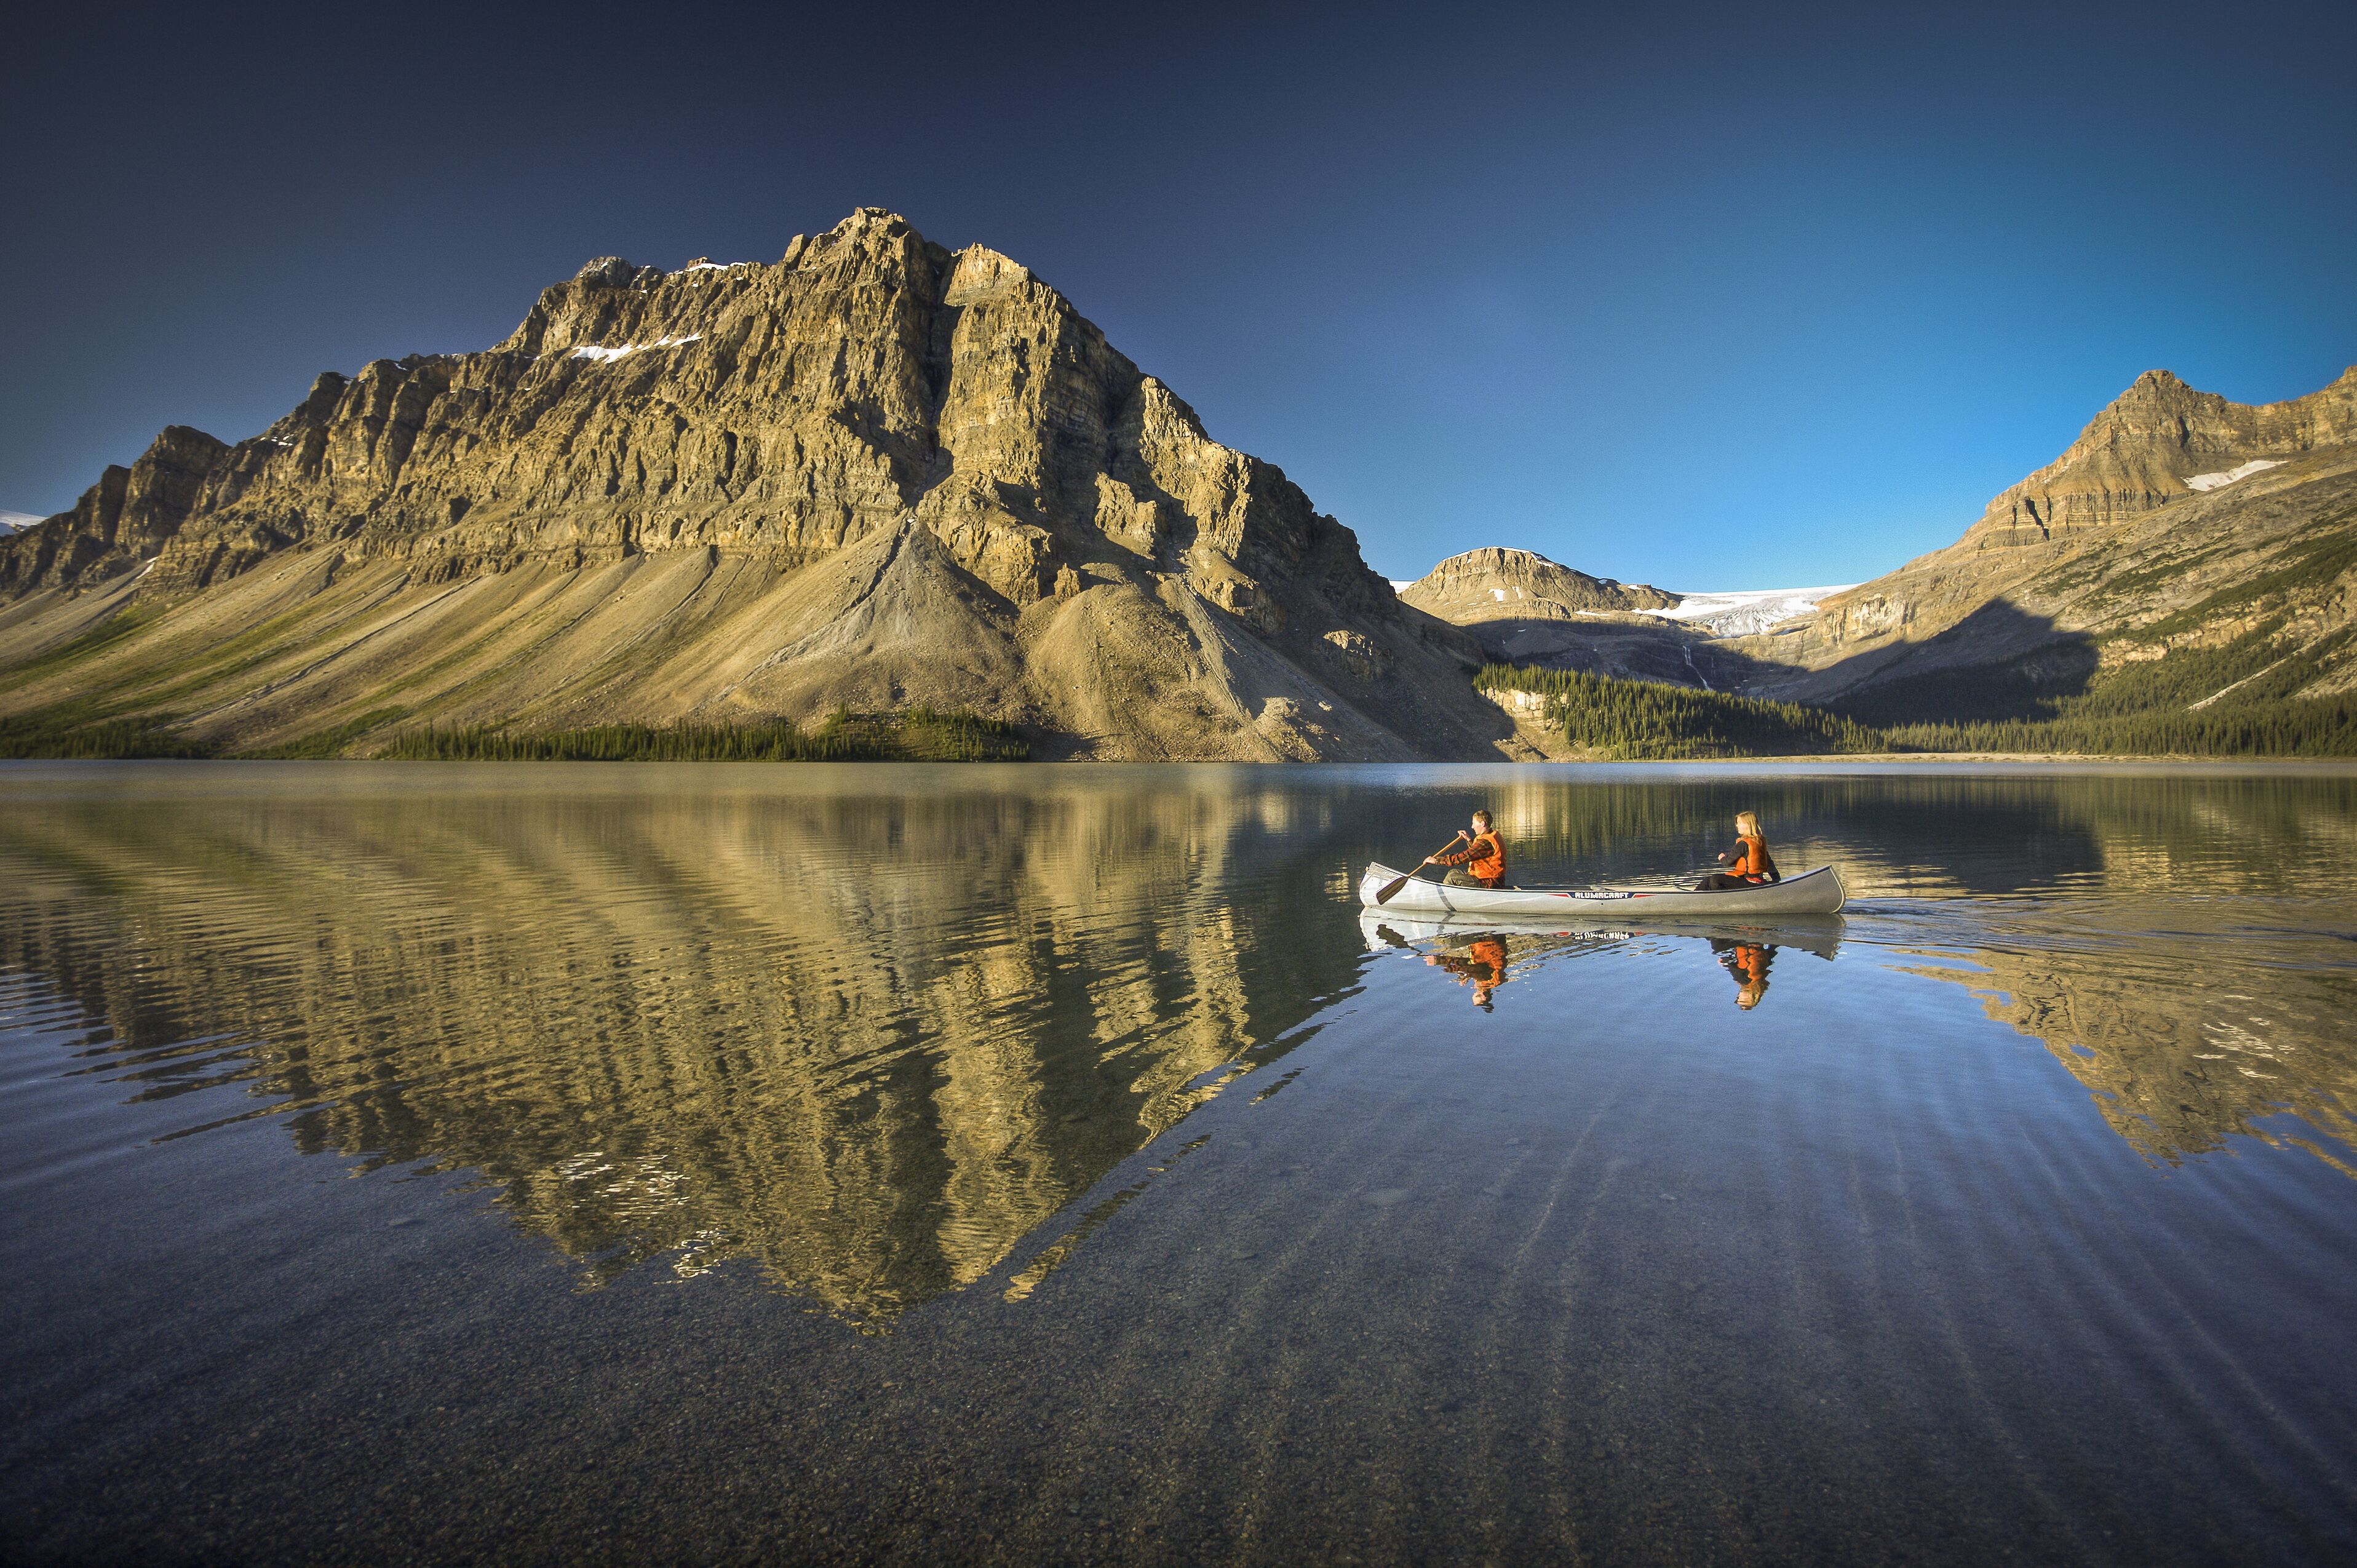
[1374,835,1468,905]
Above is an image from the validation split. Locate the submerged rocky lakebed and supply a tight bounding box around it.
[2,761,2353,1564]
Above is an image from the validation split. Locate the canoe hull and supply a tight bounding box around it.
[1358,862,1846,918]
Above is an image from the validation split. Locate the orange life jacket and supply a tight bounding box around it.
[1441,830,1507,886]
[1728,834,1776,882]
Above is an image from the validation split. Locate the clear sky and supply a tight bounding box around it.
[6,1,2353,591]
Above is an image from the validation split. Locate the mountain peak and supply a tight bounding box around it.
[1963,364,2357,546]
[1402,547,1677,620]
[0,209,1499,762]
[573,255,652,288]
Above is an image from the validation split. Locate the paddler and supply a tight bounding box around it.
[1425,810,1508,889]
[1695,810,1779,891]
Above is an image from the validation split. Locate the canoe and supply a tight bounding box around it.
[1357,862,1846,918]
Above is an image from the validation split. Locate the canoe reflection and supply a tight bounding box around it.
[1361,910,1843,1015]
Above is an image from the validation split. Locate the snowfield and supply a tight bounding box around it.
[2185,459,2284,492]
[566,336,702,364]
[0,510,42,534]
[1653,585,1854,637]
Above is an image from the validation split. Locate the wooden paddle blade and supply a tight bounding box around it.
[1373,872,1415,904]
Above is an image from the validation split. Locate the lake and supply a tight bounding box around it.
[3,762,2354,1564]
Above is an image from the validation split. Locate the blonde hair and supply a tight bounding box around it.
[1735,811,1763,838]
[1473,809,1492,829]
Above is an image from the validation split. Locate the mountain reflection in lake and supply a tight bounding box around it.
[0,768,1376,1321]
[4,763,2356,1564]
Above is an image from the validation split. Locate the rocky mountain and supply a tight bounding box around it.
[1399,547,1675,621]
[1733,366,2357,725]
[0,210,1503,761]
[1962,367,2357,547]
[1395,547,1699,682]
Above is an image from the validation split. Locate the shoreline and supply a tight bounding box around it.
[5,753,2355,773]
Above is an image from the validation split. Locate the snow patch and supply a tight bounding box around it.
[0,509,41,534]
[568,335,701,364]
[1655,585,1854,637]
[1388,580,1416,593]
[2185,459,2284,492]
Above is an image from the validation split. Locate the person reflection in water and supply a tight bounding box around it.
[1711,939,1774,1010]
[1428,934,1510,1011]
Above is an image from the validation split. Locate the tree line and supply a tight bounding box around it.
[1474,666,1885,758]
[0,703,1030,762]
[1476,661,2357,758]
[375,708,1030,762]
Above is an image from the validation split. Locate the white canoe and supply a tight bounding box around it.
[1357,862,1846,918]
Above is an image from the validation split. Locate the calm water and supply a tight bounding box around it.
[3,762,2354,1564]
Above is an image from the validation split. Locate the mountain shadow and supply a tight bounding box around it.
[1801,600,2102,726]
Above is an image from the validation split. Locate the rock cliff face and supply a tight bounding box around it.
[0,210,1500,761]
[1965,367,2357,548]
[1733,367,2357,715]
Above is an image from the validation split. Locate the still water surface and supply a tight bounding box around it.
[2,763,2354,1563]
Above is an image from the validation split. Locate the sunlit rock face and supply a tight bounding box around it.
[1400,547,1677,623]
[0,210,1496,762]
[1965,368,2357,549]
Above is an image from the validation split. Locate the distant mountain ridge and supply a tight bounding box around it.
[0,210,1504,761]
[1396,547,1695,685]
[1399,547,1675,621]
[1402,364,2357,755]
[1396,547,1851,691]
[1738,365,2357,727]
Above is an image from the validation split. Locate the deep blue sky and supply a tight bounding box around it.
[7,1,2353,590]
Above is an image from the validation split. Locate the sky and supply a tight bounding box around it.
[5,1,2353,592]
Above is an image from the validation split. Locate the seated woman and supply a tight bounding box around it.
[1695,810,1779,891]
